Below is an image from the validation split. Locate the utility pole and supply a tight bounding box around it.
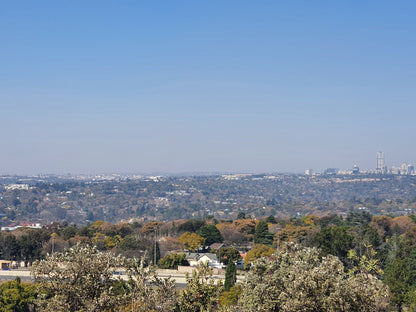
[51,233,57,255]
[276,228,281,253]
[154,231,157,266]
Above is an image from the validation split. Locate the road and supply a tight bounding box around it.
[0,269,32,282]
[0,268,245,288]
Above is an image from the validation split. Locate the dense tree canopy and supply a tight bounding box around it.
[178,232,205,252]
[253,220,274,246]
[1,210,415,311]
[0,278,36,312]
[216,247,241,265]
[313,225,354,260]
[199,224,223,245]
[234,244,390,312]
[32,244,126,312]
[159,253,189,269]
[244,244,274,269]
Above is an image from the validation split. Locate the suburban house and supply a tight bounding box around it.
[185,252,224,269]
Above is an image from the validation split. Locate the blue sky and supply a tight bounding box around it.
[1,1,416,174]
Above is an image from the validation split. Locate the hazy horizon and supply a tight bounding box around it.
[2,1,416,175]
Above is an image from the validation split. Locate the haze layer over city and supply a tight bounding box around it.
[2,1,416,175]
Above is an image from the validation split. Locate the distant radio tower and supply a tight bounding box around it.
[376,151,386,173]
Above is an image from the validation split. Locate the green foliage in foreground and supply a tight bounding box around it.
[24,242,393,312]
[0,278,36,312]
[32,244,127,312]
[32,243,177,312]
[224,261,236,291]
[175,263,223,312]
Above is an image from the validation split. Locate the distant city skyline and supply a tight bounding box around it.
[2,2,416,175]
[0,150,414,176]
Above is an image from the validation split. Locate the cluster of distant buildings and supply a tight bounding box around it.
[1,221,41,231]
[305,152,415,176]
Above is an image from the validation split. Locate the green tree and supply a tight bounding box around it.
[313,225,354,261]
[159,253,189,269]
[199,225,223,245]
[383,258,409,311]
[383,248,416,311]
[345,211,372,227]
[0,277,36,312]
[175,263,223,312]
[61,226,77,241]
[151,241,161,265]
[253,221,273,246]
[266,215,277,224]
[224,261,237,291]
[178,219,206,233]
[0,235,18,260]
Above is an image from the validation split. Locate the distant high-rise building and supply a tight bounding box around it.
[305,169,314,176]
[352,164,360,174]
[376,151,387,174]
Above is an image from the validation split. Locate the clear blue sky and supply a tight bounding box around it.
[1,1,415,174]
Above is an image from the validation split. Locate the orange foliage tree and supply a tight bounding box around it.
[178,232,205,251]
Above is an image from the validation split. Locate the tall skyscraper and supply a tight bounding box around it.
[376,151,386,174]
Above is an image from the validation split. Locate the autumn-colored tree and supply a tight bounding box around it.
[244,244,274,269]
[68,235,90,246]
[140,221,163,235]
[219,226,248,247]
[232,219,257,235]
[115,222,133,237]
[41,235,69,256]
[370,215,393,240]
[301,214,319,226]
[178,232,205,251]
[216,247,242,265]
[105,234,122,249]
[98,221,117,236]
[91,232,106,250]
[391,216,415,235]
[90,220,104,231]
[215,222,231,233]
[159,236,184,253]
[278,225,317,245]
[405,227,416,247]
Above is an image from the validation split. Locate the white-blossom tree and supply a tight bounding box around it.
[231,244,390,312]
[32,243,126,312]
[32,243,177,312]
